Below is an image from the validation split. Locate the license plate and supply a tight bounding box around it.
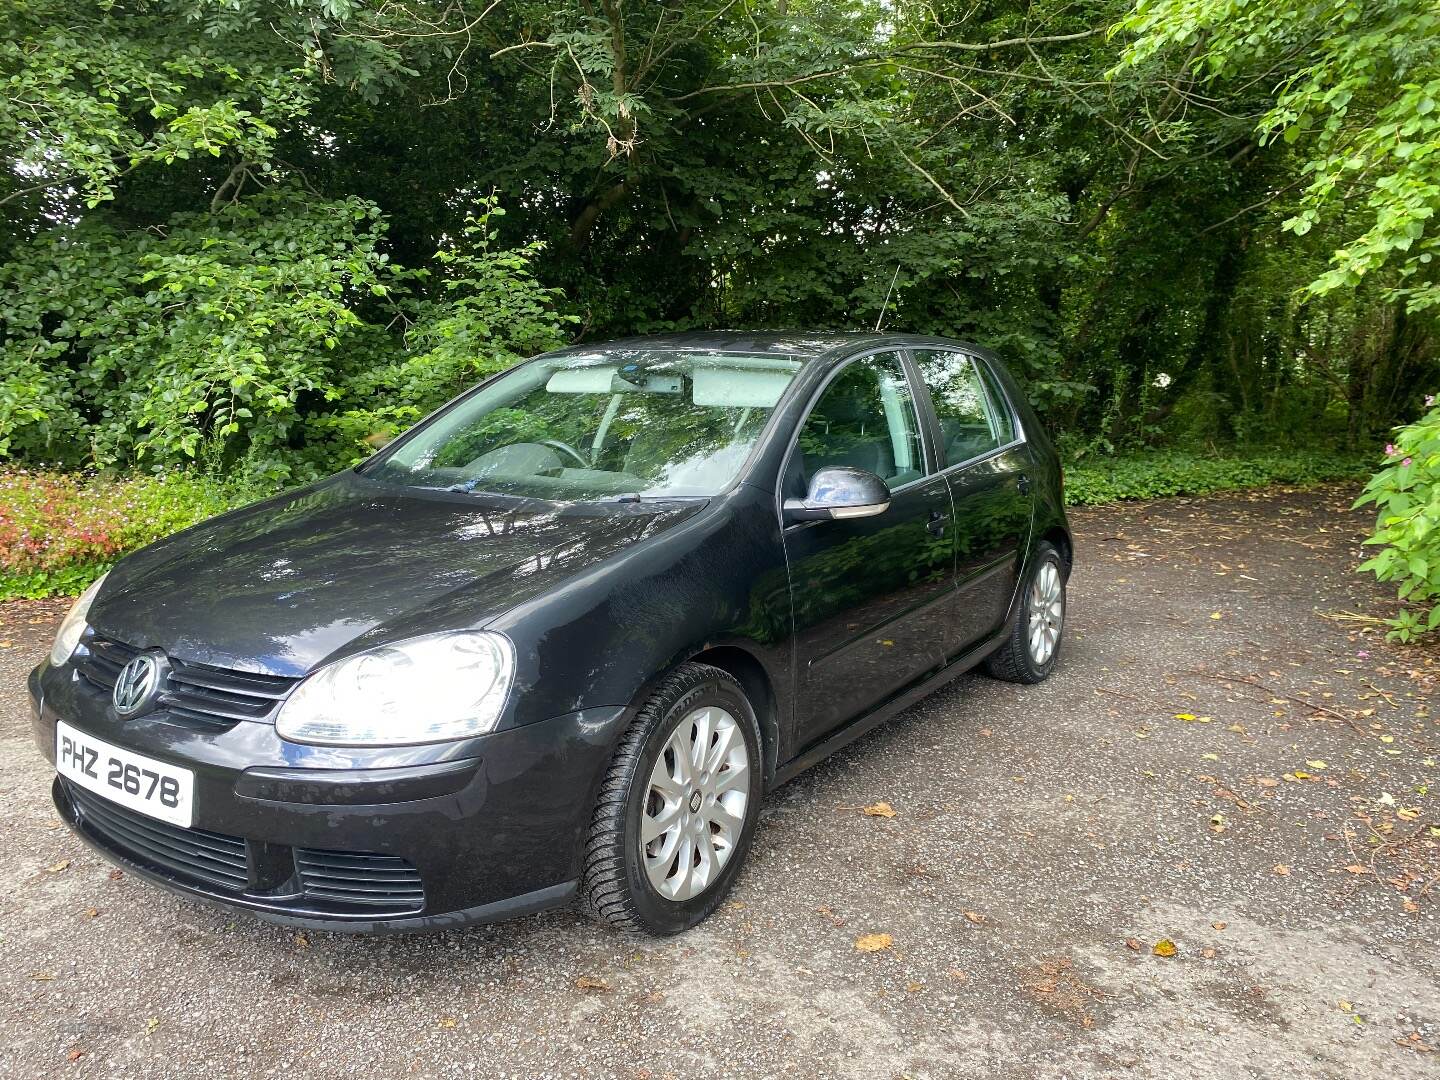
[55,721,194,828]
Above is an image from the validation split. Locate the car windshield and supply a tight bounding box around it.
[366,349,805,500]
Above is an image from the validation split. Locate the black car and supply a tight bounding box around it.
[31,332,1070,935]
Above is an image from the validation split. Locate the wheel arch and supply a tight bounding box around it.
[1039,525,1073,574]
[684,644,781,787]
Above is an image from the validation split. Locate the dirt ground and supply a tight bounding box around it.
[1,484,1436,1079]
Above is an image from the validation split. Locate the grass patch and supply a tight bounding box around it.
[1063,449,1373,506]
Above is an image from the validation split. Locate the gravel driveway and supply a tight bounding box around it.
[2,484,1436,1079]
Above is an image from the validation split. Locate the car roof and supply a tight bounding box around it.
[547,331,993,362]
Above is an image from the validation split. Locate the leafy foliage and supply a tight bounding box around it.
[0,191,569,483]
[1355,406,1440,640]
[1117,0,1440,312]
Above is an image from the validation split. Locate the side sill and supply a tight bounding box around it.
[769,628,1007,790]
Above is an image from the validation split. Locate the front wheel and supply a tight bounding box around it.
[984,540,1067,684]
[582,663,762,935]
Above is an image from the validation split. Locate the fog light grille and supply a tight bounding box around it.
[295,848,425,911]
[68,782,249,891]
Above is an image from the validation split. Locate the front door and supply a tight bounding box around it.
[781,351,956,749]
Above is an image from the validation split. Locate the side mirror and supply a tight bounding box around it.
[783,466,892,524]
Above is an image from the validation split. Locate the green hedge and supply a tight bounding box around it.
[1063,449,1372,506]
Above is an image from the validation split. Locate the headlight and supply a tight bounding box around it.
[49,572,108,668]
[275,631,514,746]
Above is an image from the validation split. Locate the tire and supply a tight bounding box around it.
[582,662,763,935]
[984,540,1067,684]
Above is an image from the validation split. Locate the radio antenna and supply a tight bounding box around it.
[874,261,902,332]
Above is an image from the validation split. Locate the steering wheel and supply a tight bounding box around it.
[537,438,590,468]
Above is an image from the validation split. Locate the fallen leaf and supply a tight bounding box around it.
[1210,612,1223,620]
[816,904,846,927]
[1212,921,1227,930]
[67,1048,84,1063]
[1397,807,1422,820]
[962,911,987,925]
[1209,813,1227,834]
[862,802,896,818]
[30,972,55,981]
[1201,948,1217,959]
[1272,864,1291,876]
[82,907,99,919]
[575,975,612,991]
[1306,760,1328,770]
[1174,713,1197,721]
[1338,1000,1353,1012]
[905,982,924,993]
[293,931,309,948]
[107,869,124,881]
[1344,864,1370,875]
[1152,939,1178,957]
[144,1017,160,1036]
[1125,938,1143,951]
[438,1016,457,1029]
[1257,777,1280,789]
[46,859,69,873]
[854,933,894,952]
[977,727,992,737]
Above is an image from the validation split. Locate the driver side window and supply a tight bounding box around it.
[796,353,925,491]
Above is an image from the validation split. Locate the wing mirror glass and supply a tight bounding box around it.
[783,466,891,524]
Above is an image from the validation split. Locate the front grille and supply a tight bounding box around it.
[68,783,250,892]
[77,635,297,729]
[296,848,426,911]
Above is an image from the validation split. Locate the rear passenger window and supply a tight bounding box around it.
[913,350,1013,466]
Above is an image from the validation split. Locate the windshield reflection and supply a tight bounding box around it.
[366,350,803,500]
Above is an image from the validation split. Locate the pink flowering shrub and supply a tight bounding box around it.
[0,470,264,599]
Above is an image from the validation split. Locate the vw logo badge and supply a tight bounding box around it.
[112,652,167,719]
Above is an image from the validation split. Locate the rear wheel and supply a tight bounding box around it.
[985,541,1067,684]
[582,663,762,934]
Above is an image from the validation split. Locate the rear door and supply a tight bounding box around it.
[781,350,957,748]
[910,348,1033,648]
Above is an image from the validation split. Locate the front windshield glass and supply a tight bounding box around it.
[367,349,805,500]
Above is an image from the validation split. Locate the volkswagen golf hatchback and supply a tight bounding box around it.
[31,332,1070,935]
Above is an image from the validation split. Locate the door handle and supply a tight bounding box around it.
[927,510,949,537]
[1016,473,1031,494]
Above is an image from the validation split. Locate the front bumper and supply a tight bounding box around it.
[31,661,630,933]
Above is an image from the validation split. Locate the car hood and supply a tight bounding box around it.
[89,473,704,676]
